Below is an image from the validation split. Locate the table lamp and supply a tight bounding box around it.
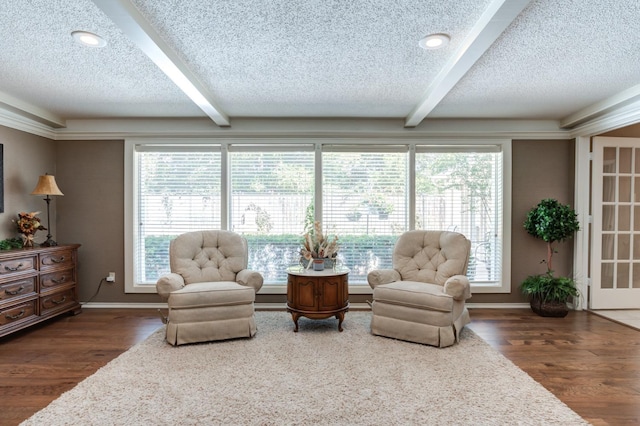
[30,173,64,247]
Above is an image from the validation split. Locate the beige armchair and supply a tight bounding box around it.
[367,230,472,347]
[156,230,263,345]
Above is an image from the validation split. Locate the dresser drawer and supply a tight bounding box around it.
[40,269,75,292]
[0,276,37,303]
[39,250,74,270]
[0,300,37,327]
[40,287,77,316]
[0,244,80,338]
[0,255,37,276]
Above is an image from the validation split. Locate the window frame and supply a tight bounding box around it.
[125,139,223,293]
[125,138,511,294]
[414,140,512,293]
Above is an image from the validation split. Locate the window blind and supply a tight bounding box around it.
[229,150,315,283]
[322,151,408,282]
[135,149,221,284]
[415,149,502,283]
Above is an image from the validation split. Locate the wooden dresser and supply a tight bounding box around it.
[0,244,81,338]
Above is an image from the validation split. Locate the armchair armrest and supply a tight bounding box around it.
[236,269,264,293]
[156,273,185,300]
[444,275,471,301]
[367,269,401,289]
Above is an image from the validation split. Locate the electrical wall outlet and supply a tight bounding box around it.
[106,272,116,282]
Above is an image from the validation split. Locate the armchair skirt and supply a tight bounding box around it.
[166,282,257,346]
[371,281,470,347]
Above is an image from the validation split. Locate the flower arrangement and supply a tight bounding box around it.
[16,211,46,235]
[300,221,339,264]
[14,212,46,248]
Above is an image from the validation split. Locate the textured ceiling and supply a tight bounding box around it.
[0,0,201,120]
[432,0,640,119]
[0,0,639,130]
[129,0,490,118]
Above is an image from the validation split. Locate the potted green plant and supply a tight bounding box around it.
[364,196,394,220]
[346,210,362,222]
[521,198,580,317]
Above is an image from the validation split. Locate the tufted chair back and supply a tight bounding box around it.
[393,230,470,286]
[170,230,248,285]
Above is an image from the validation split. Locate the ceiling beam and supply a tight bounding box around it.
[0,91,66,128]
[92,0,230,127]
[560,84,640,129]
[405,0,532,128]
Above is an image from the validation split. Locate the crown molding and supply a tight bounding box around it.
[11,110,640,141]
[0,109,57,139]
[0,90,66,129]
[45,117,571,141]
[561,83,640,129]
[569,100,640,137]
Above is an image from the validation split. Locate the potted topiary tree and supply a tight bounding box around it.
[521,198,580,317]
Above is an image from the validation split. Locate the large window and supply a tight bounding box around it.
[125,140,510,294]
[132,145,221,285]
[229,147,315,282]
[415,146,504,287]
[322,147,408,282]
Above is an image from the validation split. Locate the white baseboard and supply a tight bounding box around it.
[80,302,531,309]
[467,303,530,309]
[81,302,169,309]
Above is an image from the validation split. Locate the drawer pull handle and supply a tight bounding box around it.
[51,276,66,284]
[4,263,24,271]
[50,257,66,264]
[6,309,25,320]
[5,285,25,295]
[51,296,67,305]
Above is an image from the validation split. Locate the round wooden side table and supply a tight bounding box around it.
[286,266,350,332]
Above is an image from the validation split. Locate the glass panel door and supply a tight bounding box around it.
[591,137,640,308]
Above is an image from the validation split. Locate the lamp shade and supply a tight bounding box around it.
[31,174,64,196]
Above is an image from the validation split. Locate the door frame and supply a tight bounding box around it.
[573,136,591,310]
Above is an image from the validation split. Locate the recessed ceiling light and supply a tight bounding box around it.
[71,31,107,48]
[419,33,450,50]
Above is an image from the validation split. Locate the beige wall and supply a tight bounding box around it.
[52,137,577,305]
[56,140,162,303]
[0,125,578,305]
[0,126,58,241]
[602,123,640,137]
[469,139,575,304]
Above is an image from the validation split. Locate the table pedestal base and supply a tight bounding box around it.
[286,305,349,332]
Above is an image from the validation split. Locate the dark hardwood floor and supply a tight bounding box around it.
[468,309,640,426]
[1,308,639,425]
[0,309,162,426]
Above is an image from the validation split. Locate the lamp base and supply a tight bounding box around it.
[41,238,58,247]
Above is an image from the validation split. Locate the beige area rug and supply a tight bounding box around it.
[22,312,588,426]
